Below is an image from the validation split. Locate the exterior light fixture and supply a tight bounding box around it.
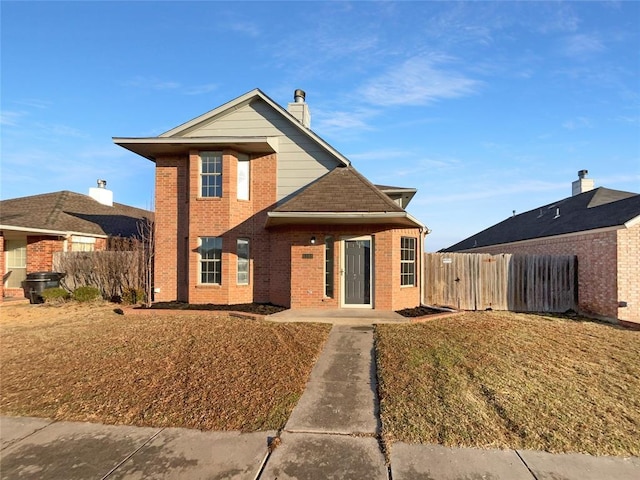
[310,236,316,245]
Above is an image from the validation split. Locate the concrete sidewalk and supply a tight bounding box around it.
[2,323,639,479]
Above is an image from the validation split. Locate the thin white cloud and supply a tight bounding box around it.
[415,180,565,206]
[346,150,411,162]
[228,21,260,37]
[14,99,51,109]
[184,83,218,95]
[361,55,482,107]
[313,106,380,137]
[0,111,26,126]
[123,76,218,96]
[562,116,593,130]
[561,33,605,57]
[124,76,181,91]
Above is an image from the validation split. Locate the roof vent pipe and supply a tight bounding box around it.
[578,169,588,179]
[97,179,107,189]
[294,89,306,103]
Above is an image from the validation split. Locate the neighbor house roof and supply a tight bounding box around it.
[445,187,640,252]
[113,88,351,167]
[0,191,153,238]
[266,166,427,229]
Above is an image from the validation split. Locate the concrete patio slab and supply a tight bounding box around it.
[260,432,388,480]
[110,427,275,480]
[0,420,161,480]
[0,416,54,450]
[391,443,535,480]
[517,449,640,480]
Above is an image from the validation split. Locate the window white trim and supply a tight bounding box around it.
[237,238,249,285]
[237,154,250,201]
[199,236,222,284]
[200,151,223,198]
[400,237,416,287]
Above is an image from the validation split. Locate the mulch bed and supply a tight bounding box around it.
[141,302,287,315]
[395,305,451,317]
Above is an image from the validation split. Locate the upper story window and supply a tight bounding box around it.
[400,237,416,286]
[237,153,250,201]
[200,151,222,198]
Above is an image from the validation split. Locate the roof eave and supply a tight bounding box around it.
[265,211,426,229]
[0,224,109,238]
[112,136,279,162]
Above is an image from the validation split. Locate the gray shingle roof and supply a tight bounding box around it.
[274,166,405,213]
[0,191,153,238]
[444,187,640,252]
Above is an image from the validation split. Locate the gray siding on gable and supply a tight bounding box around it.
[182,100,340,201]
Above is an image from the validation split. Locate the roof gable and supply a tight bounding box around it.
[445,187,640,251]
[274,166,405,213]
[157,88,350,167]
[0,191,153,238]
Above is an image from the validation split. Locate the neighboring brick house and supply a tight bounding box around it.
[114,89,427,310]
[0,183,153,300]
[444,171,640,324]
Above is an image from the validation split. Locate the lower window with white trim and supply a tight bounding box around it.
[400,237,416,286]
[237,238,249,284]
[200,237,222,284]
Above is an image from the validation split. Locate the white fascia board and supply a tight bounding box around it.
[405,212,429,232]
[624,214,640,228]
[0,225,108,238]
[112,136,279,161]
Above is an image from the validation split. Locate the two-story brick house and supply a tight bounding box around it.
[114,89,427,310]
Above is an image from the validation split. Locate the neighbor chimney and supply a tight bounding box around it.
[287,89,311,128]
[89,179,113,206]
[572,169,594,196]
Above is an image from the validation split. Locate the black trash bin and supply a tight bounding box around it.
[22,272,65,304]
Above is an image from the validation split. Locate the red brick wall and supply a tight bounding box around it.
[268,225,422,310]
[617,224,640,323]
[26,236,65,272]
[154,155,189,302]
[461,229,621,320]
[154,150,277,305]
[152,149,423,310]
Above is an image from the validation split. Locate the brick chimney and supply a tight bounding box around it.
[572,169,595,196]
[287,89,311,128]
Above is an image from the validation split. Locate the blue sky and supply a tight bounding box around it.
[2,1,639,251]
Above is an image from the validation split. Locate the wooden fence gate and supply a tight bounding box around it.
[424,253,577,312]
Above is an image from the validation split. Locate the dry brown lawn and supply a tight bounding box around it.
[376,311,640,456]
[0,302,331,431]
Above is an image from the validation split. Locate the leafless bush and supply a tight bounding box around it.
[53,238,144,301]
[52,218,154,304]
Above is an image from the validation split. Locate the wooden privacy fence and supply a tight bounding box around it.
[424,253,577,313]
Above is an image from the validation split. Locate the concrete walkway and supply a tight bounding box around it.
[2,321,640,479]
